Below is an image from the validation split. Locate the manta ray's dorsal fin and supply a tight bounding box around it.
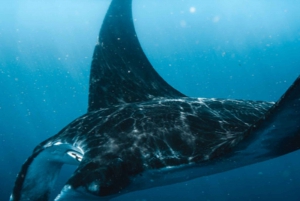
[88,0,185,111]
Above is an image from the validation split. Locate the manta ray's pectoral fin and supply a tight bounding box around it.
[233,76,300,162]
[88,0,185,111]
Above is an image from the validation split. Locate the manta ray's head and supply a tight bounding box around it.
[10,142,84,201]
[52,145,142,201]
[11,139,132,201]
[54,159,131,201]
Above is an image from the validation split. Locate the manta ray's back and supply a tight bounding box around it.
[10,0,300,200]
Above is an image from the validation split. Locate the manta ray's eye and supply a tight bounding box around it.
[67,151,83,162]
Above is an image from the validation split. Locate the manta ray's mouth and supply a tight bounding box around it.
[10,143,85,201]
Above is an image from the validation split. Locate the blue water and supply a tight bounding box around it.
[0,0,300,200]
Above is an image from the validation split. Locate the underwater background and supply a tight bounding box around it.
[0,0,300,200]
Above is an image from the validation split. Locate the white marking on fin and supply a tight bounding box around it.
[54,141,63,146]
[67,151,83,162]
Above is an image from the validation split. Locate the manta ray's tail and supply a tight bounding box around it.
[234,76,300,161]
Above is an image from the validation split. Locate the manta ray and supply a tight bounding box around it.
[11,0,300,200]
